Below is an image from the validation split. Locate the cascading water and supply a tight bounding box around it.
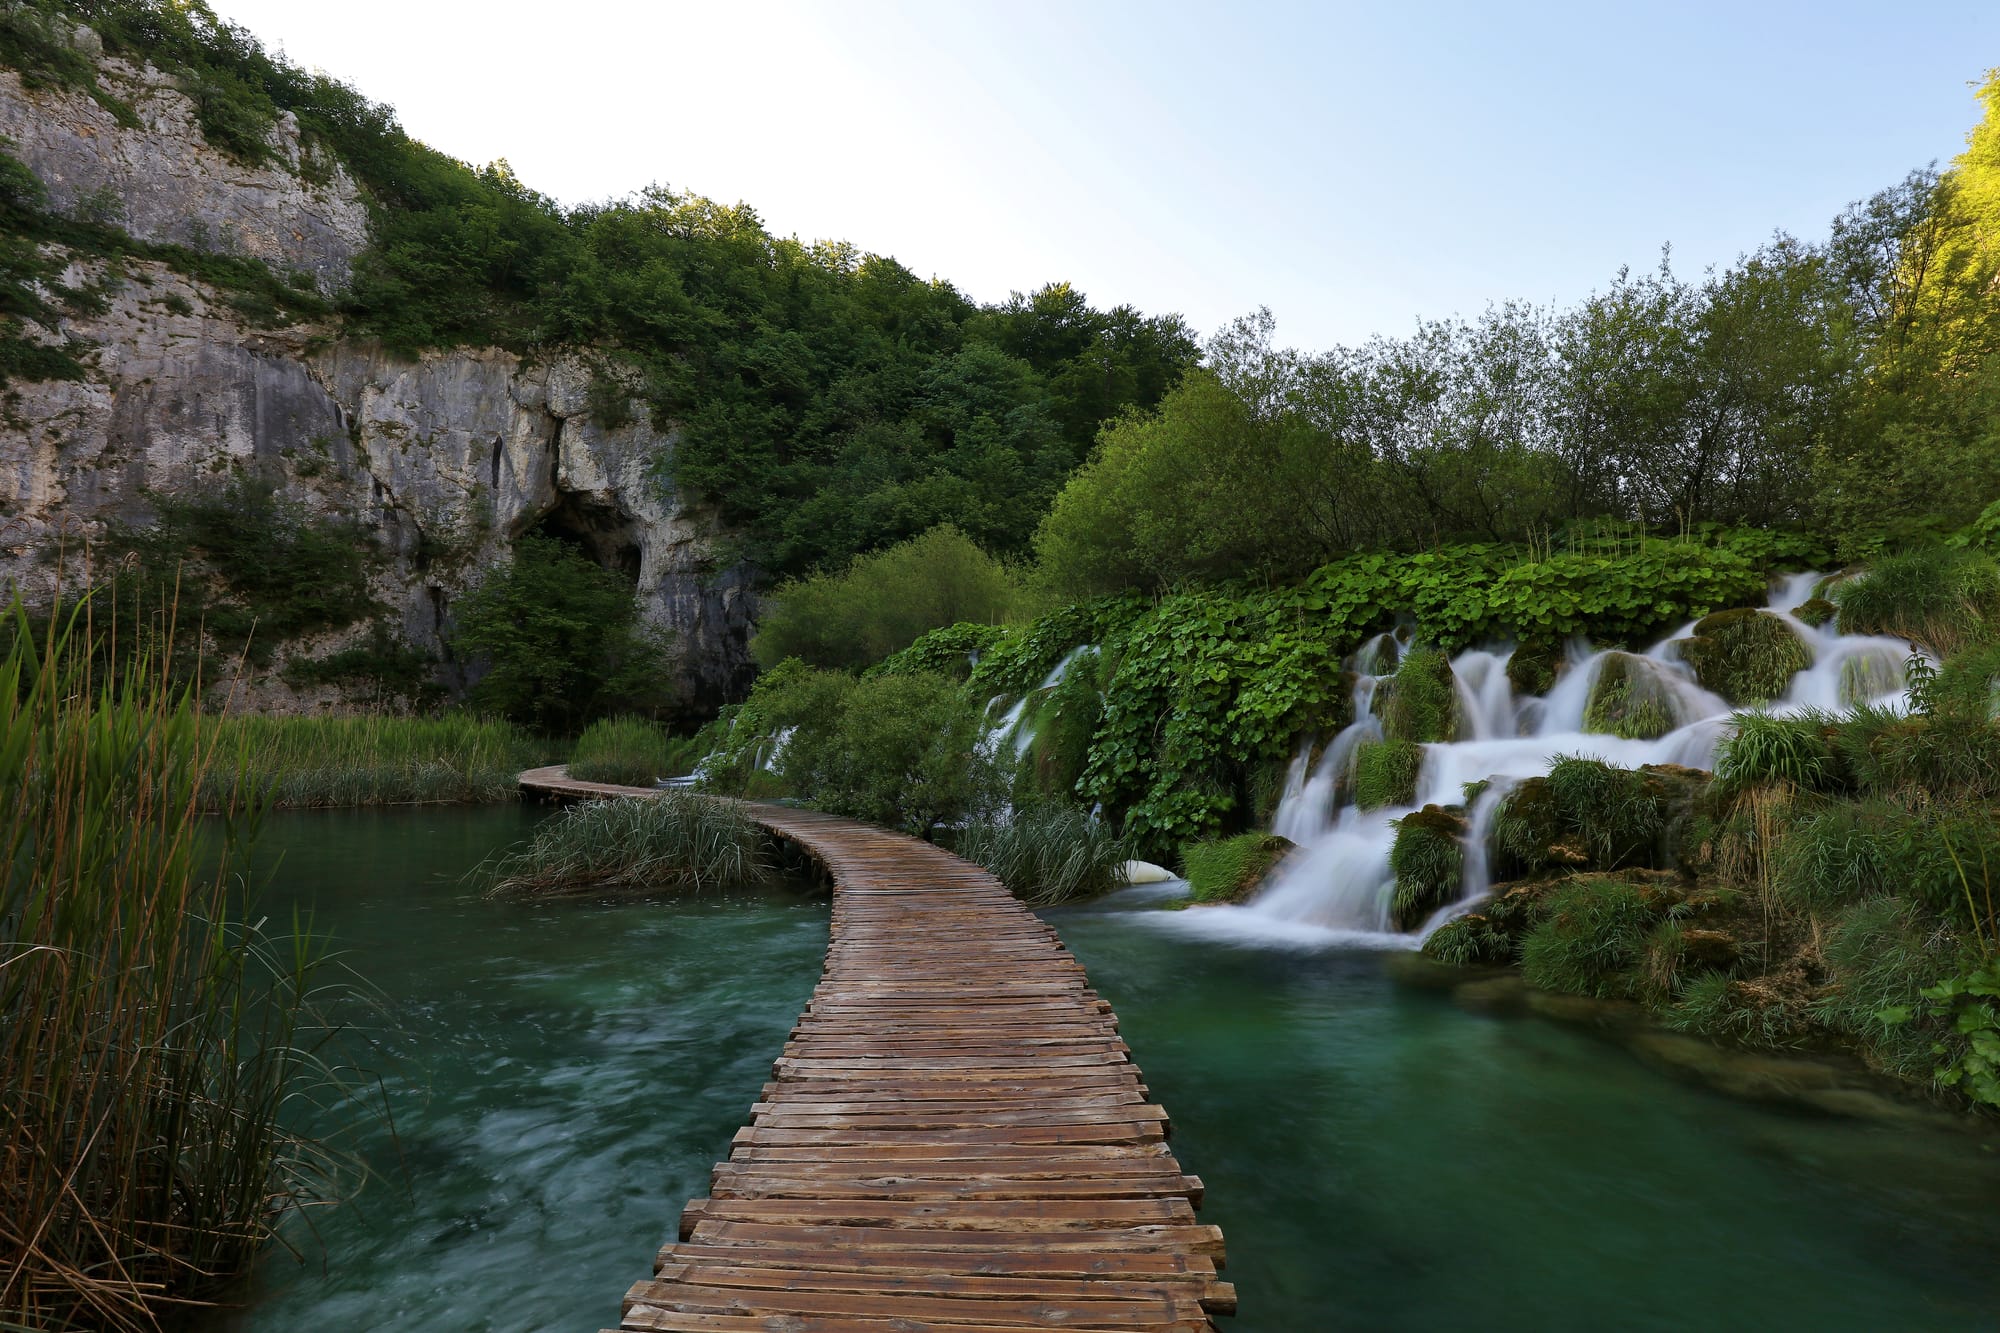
[1153,574,1923,950]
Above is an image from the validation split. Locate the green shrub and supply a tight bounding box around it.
[1833,704,2000,804]
[867,621,1008,681]
[1180,832,1295,903]
[486,792,772,896]
[1773,800,2000,923]
[1375,646,1460,743]
[1931,640,2000,722]
[955,804,1131,905]
[1833,546,2000,658]
[1677,608,1812,706]
[1389,805,1465,930]
[750,525,1023,671]
[452,534,668,732]
[568,716,678,787]
[1518,877,1661,999]
[1582,651,1676,740]
[1352,739,1422,810]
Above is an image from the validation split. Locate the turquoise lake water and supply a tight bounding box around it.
[214,808,2000,1331]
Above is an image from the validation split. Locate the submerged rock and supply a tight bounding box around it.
[1678,608,1813,706]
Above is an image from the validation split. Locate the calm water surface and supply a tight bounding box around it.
[218,809,2000,1331]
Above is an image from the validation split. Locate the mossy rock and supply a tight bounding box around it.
[1422,912,1513,966]
[1389,804,1466,931]
[1180,833,1296,903]
[1582,651,1677,740]
[1679,608,1812,706]
[1518,875,1663,1000]
[1506,637,1564,698]
[1489,778,1579,877]
[1352,739,1422,810]
[1373,646,1460,743]
[1792,597,1836,630]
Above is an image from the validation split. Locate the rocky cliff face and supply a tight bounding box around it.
[0,37,757,719]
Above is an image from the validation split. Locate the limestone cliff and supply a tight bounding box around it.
[0,34,757,719]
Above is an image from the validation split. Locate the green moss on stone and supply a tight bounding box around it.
[1389,805,1467,930]
[1582,651,1677,740]
[1506,637,1563,698]
[1679,608,1812,706]
[1793,597,1836,629]
[1374,646,1460,743]
[1180,832,1296,903]
[1422,912,1513,966]
[1518,876,1661,999]
[1352,739,1422,810]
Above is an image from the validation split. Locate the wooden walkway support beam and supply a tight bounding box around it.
[517,768,1232,1331]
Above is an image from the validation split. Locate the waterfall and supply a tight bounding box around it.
[1150,573,1921,951]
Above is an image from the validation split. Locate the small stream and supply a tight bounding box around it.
[212,807,2000,1331]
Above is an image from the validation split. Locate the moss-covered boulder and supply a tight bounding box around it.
[1352,739,1422,810]
[1181,833,1296,903]
[1678,608,1812,706]
[1506,637,1564,698]
[1518,875,1662,999]
[1489,778,1578,878]
[1421,912,1514,966]
[1582,651,1678,740]
[1389,805,1466,931]
[1792,597,1836,629]
[1373,646,1460,743]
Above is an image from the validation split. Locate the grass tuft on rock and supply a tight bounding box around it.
[1518,877,1663,999]
[487,793,773,896]
[1374,646,1460,743]
[1181,832,1295,903]
[1833,546,2000,658]
[1422,912,1514,966]
[1352,738,1423,810]
[1678,608,1813,706]
[1389,805,1465,930]
[1582,651,1677,739]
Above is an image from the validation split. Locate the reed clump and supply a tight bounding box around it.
[1,598,344,1331]
[486,792,774,896]
[567,715,681,787]
[956,804,1133,906]
[199,713,546,809]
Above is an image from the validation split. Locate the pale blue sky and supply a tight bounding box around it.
[212,0,2000,352]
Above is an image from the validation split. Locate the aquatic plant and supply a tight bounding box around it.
[1180,832,1295,903]
[486,792,773,896]
[568,715,679,787]
[1,598,346,1331]
[1832,546,2000,658]
[197,712,546,809]
[955,804,1132,906]
[1389,806,1466,930]
[1677,608,1813,706]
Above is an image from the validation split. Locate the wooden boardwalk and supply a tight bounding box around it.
[518,768,1232,1332]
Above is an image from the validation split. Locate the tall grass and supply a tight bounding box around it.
[1832,546,2000,657]
[198,713,546,809]
[955,805,1132,906]
[567,715,679,787]
[1,598,343,1331]
[485,793,773,897]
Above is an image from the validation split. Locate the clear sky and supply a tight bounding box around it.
[209,0,2000,353]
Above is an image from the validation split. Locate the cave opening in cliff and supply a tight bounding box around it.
[528,492,641,583]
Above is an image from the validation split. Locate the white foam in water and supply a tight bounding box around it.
[1150,572,1921,953]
